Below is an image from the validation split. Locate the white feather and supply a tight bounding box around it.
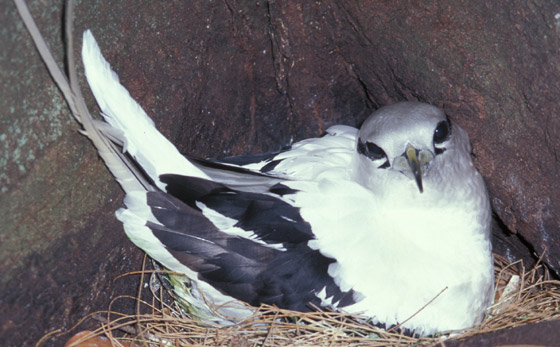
[82,30,210,190]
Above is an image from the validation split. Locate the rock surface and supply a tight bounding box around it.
[446,319,560,347]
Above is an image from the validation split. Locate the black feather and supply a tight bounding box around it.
[260,159,283,173]
[210,151,281,166]
[145,187,357,311]
[160,174,314,245]
[188,156,278,178]
[269,183,299,196]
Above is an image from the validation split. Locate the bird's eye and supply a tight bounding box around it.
[433,120,451,144]
[357,140,390,167]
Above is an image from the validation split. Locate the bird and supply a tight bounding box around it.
[81,29,494,336]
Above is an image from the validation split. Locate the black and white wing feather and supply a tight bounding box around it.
[81,30,359,322]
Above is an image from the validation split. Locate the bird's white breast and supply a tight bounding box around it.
[288,155,493,335]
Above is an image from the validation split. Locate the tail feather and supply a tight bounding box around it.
[81,30,209,190]
[16,0,255,324]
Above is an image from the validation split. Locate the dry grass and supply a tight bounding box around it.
[50,254,560,347]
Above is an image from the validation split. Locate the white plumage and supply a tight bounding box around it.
[81,29,494,336]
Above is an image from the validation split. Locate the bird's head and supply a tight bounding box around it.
[356,101,468,194]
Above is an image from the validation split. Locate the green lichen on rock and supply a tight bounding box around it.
[0,0,121,290]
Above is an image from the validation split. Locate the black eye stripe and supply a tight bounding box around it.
[357,139,389,167]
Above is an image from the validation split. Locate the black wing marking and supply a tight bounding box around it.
[254,244,358,310]
[188,156,277,178]
[145,187,357,311]
[185,156,288,193]
[260,159,283,173]
[161,174,313,245]
[146,191,274,302]
[208,151,281,166]
[201,144,292,167]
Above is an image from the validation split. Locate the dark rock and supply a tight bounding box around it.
[445,319,560,347]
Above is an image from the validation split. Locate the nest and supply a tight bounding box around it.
[45,254,560,346]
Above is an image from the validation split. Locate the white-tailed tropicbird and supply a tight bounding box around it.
[81,30,494,336]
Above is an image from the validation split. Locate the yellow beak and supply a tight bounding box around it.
[405,144,424,193]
